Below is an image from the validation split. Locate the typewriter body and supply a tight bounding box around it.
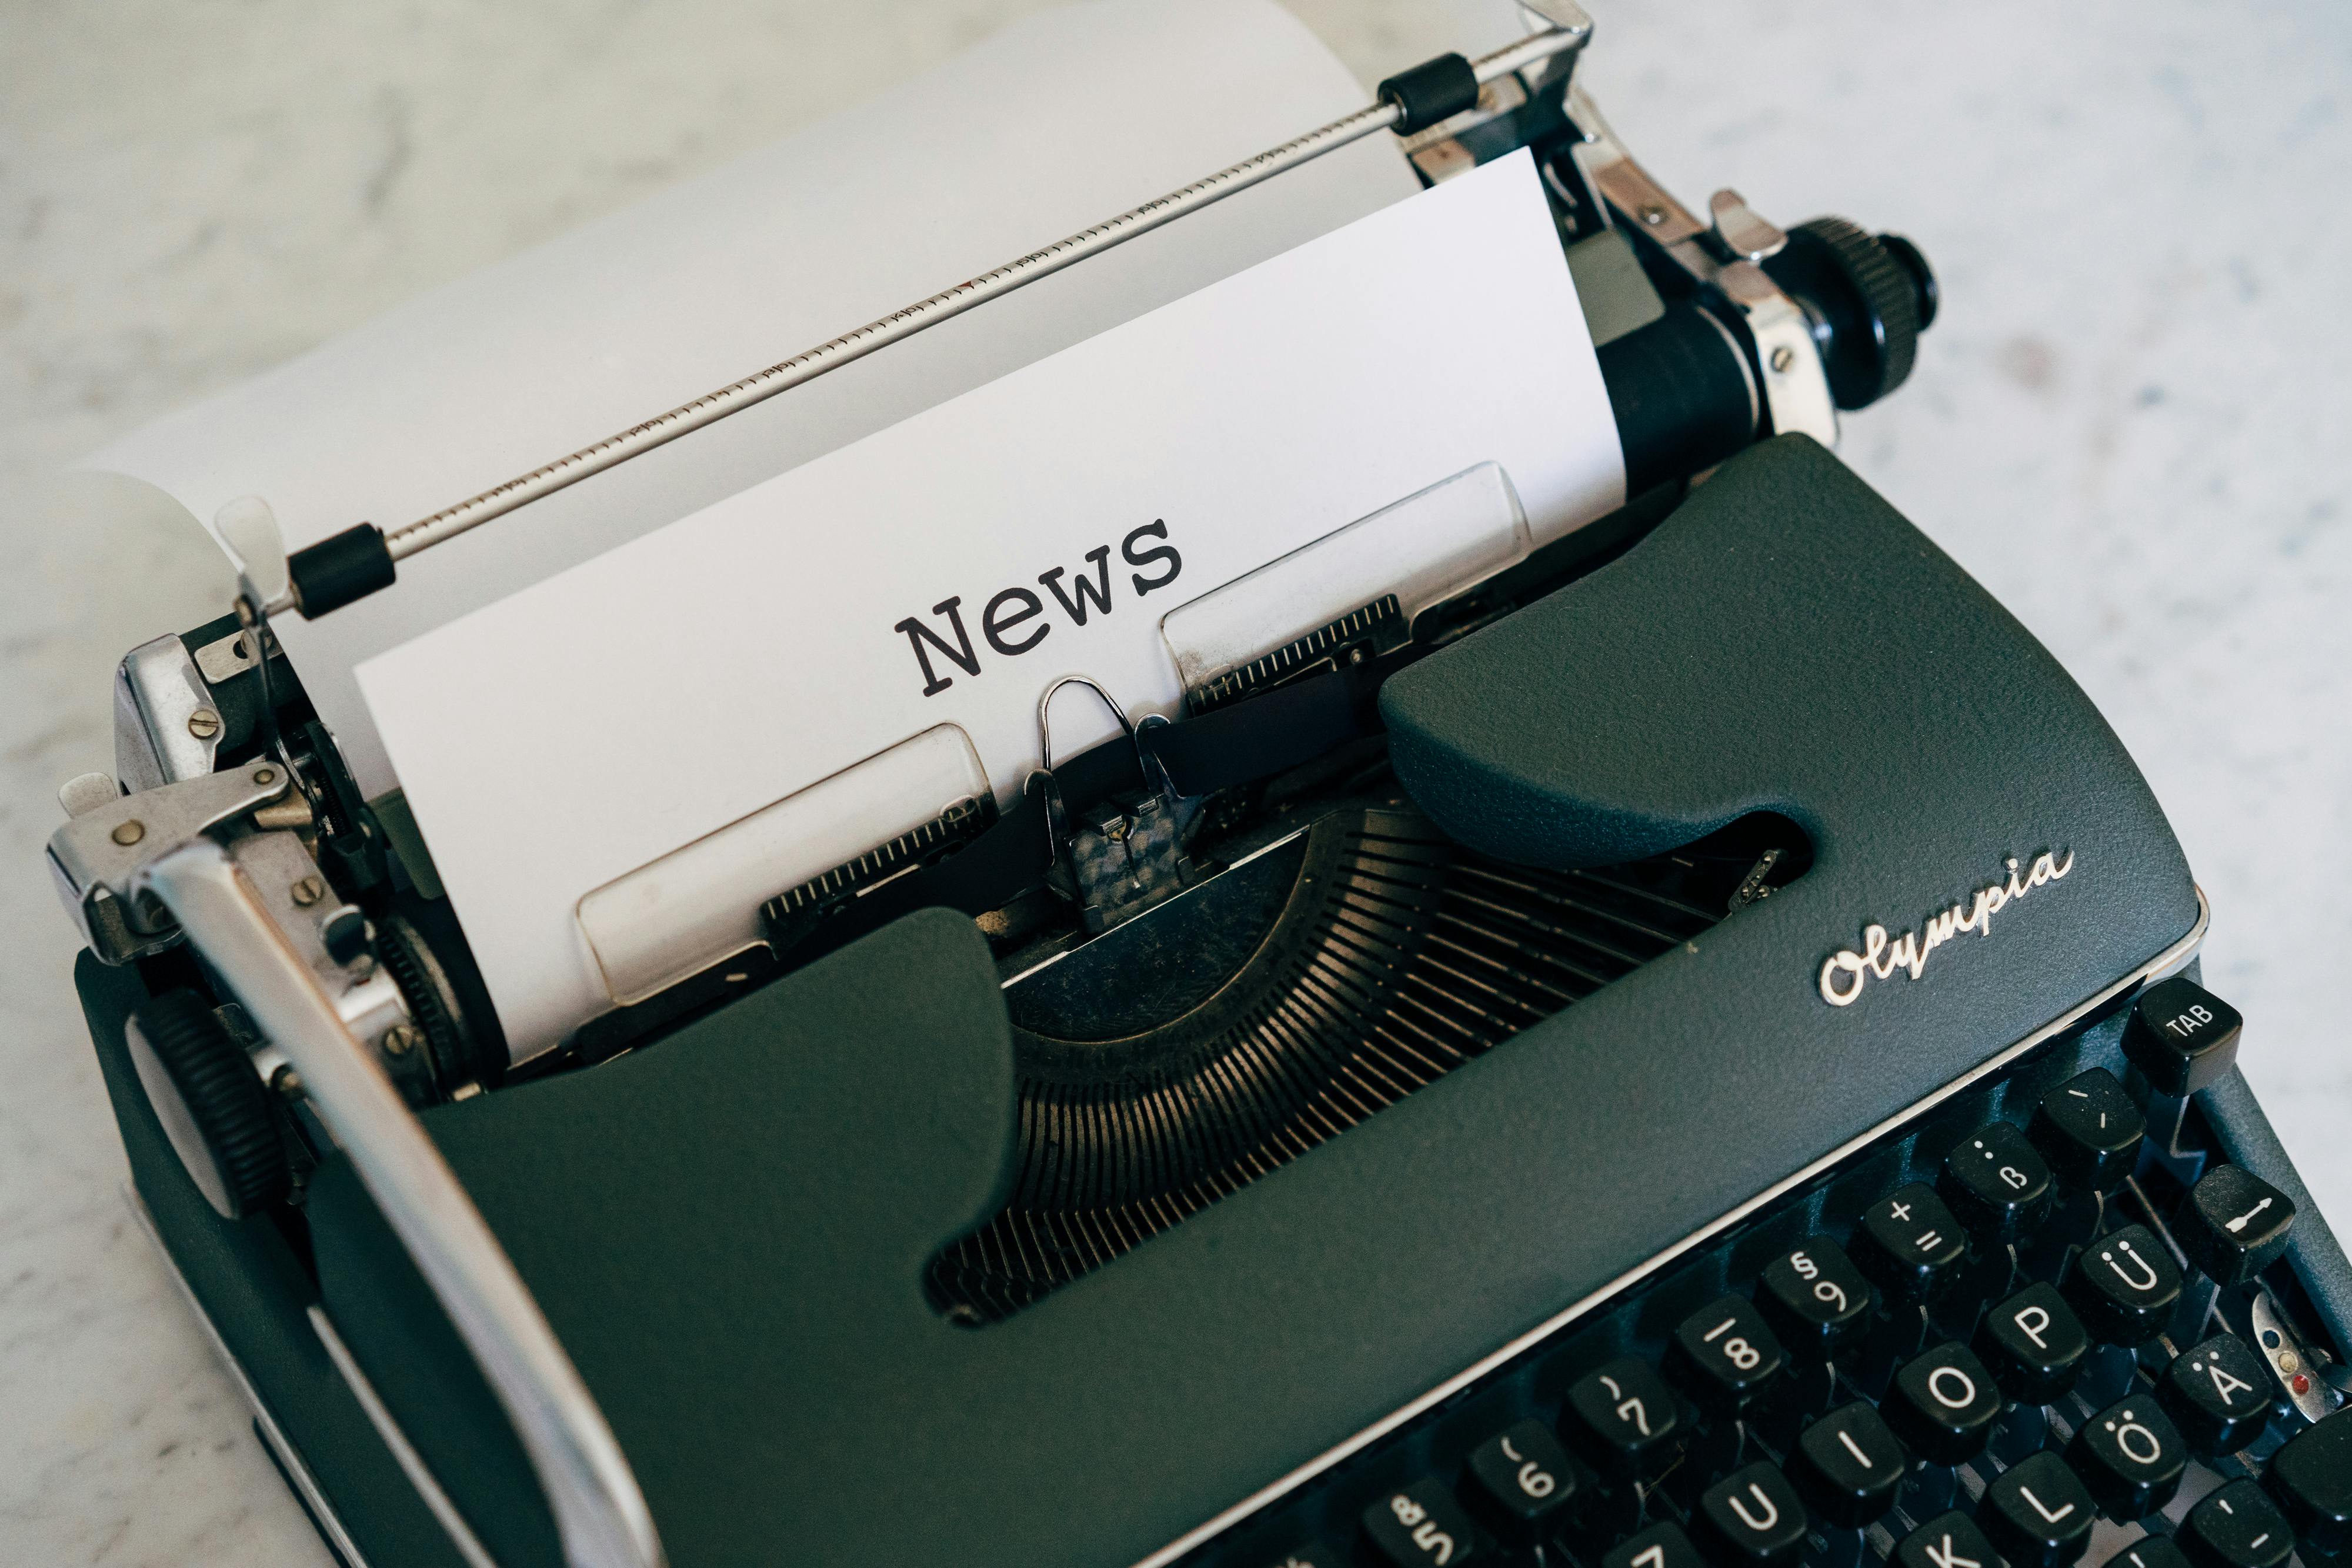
[46,5,2352,1567]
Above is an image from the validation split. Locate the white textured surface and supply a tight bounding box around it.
[2,2,2346,1563]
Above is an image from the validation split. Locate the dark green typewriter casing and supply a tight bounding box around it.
[79,436,2215,1567]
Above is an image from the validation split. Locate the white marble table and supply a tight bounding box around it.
[4,2,2347,1561]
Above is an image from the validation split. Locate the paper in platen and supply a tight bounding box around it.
[358,149,1626,1060]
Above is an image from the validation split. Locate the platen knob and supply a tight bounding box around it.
[126,990,288,1219]
[1762,218,1934,410]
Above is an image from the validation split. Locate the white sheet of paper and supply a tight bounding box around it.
[358,150,1624,1060]
[83,0,1419,798]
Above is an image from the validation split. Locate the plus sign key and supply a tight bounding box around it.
[1854,1184,1969,1305]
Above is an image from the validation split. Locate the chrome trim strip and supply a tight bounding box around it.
[123,1182,375,1568]
[1134,886,2211,1568]
[311,1305,500,1568]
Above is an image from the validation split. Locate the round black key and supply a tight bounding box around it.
[2066,1394,2186,1520]
[1940,1122,2054,1244]
[2114,1537,2193,1568]
[1561,1357,1681,1479]
[1360,1478,1482,1568]
[1758,1237,1875,1355]
[2062,1224,2181,1345]
[1666,1295,1785,1413]
[1601,1521,1707,1568]
[2160,1333,2272,1455]
[2123,977,2243,1097]
[1885,1342,2002,1466]
[1854,1184,1970,1304]
[2174,1165,2294,1287]
[1460,1420,1585,1546]
[2264,1407,2352,1556]
[1974,1282,2089,1403]
[1790,1400,1907,1528]
[2183,1478,2296,1568]
[2027,1069,2144,1195]
[1696,1460,1809,1568]
[1893,1512,2004,1568]
[1979,1452,2097,1568]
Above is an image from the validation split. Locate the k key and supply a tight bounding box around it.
[1893,1510,2003,1568]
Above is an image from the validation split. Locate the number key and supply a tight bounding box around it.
[1758,1237,1873,1355]
[1561,1356,1680,1477]
[1360,1479,1480,1568]
[1666,1294,1785,1412]
[1460,1420,1583,1545]
[1939,1120,2054,1243]
[1600,1520,1707,1568]
[1853,1183,1968,1303]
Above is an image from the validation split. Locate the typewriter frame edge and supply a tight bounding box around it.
[1132,886,2213,1568]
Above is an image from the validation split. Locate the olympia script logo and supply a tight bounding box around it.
[1819,850,2076,1007]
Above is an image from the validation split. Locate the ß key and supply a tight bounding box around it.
[2028,1069,2145,1196]
[1939,1121,2054,1243]
[1790,1400,1906,1527]
[2181,1477,2296,1568]
[1360,1479,1481,1567]
[1854,1184,1969,1304]
[1561,1357,1681,1478]
[2160,1333,2271,1455]
[2174,1165,2294,1286]
[2066,1394,2186,1519]
[1893,1511,2003,1568]
[1979,1451,2097,1568]
[2063,1224,2181,1345]
[2263,1407,2352,1557]
[1666,1295,1786,1412]
[2123,977,2243,1097]
[1460,1420,1584,1546]
[1695,1460,1809,1568]
[1757,1237,1874,1355]
[1884,1341,2001,1466]
[1974,1282,2088,1403]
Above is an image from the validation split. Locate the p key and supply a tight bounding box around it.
[2062,1223,2181,1345]
[1975,1282,2089,1403]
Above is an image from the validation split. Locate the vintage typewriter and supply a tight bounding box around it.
[44,4,2352,1567]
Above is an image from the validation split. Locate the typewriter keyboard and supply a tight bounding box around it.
[1203,979,2352,1568]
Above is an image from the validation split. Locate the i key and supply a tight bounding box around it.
[1561,1357,1681,1479]
[2174,1165,2294,1286]
[1979,1451,2097,1568]
[1974,1282,2089,1403]
[1893,1511,2004,1568]
[1884,1342,2002,1466]
[1360,1479,1480,1568]
[2183,1478,2296,1568]
[1666,1295,1785,1413]
[1460,1420,1584,1547]
[2026,1069,2144,1195]
[2123,977,2243,1097]
[1790,1400,1907,1528]
[1757,1237,1874,1356]
[2066,1394,2186,1519]
[1854,1183,1969,1304]
[2062,1223,2181,1345]
[1939,1121,2054,1244]
[2160,1333,2271,1455]
[1694,1460,1809,1568]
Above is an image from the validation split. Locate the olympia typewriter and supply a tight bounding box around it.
[43,3,2352,1567]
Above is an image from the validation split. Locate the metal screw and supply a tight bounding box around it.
[1640,203,1666,226]
[382,1023,421,1057]
[186,708,221,740]
[1769,345,1796,373]
[289,876,324,907]
[111,819,145,846]
[254,766,276,785]
[272,1066,303,1098]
